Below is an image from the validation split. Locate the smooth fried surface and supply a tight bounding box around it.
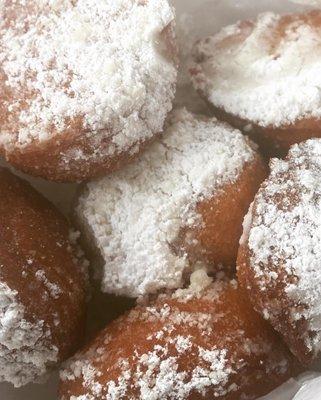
[59,279,301,399]
[178,154,268,270]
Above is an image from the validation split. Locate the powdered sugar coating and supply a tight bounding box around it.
[59,278,299,400]
[190,11,321,128]
[0,0,177,164]
[0,281,58,387]
[76,109,256,297]
[245,139,321,359]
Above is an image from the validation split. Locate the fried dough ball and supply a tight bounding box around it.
[59,273,301,400]
[0,0,177,182]
[238,139,321,365]
[75,109,267,298]
[190,11,321,157]
[0,168,86,387]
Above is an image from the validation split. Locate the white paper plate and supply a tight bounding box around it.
[1,0,321,398]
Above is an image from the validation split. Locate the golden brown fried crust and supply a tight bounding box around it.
[0,168,86,360]
[3,130,159,183]
[212,105,321,159]
[176,154,268,273]
[59,283,301,400]
[238,244,312,365]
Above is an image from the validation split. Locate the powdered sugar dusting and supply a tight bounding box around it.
[247,138,321,356]
[191,11,321,128]
[0,0,177,158]
[76,108,256,297]
[0,281,58,387]
[61,297,234,399]
[104,346,232,400]
[60,279,295,399]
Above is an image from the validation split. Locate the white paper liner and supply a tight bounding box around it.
[290,0,321,6]
[293,376,321,400]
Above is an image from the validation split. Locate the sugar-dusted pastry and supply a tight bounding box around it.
[238,139,321,365]
[0,168,86,386]
[0,0,177,182]
[190,11,321,156]
[75,109,267,297]
[59,273,301,400]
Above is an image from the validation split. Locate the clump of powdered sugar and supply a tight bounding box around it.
[173,269,214,302]
[35,270,62,300]
[191,11,321,128]
[247,139,321,356]
[0,281,58,387]
[0,0,177,158]
[76,108,256,297]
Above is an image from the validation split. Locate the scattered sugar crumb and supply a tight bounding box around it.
[68,228,90,285]
[35,270,62,300]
